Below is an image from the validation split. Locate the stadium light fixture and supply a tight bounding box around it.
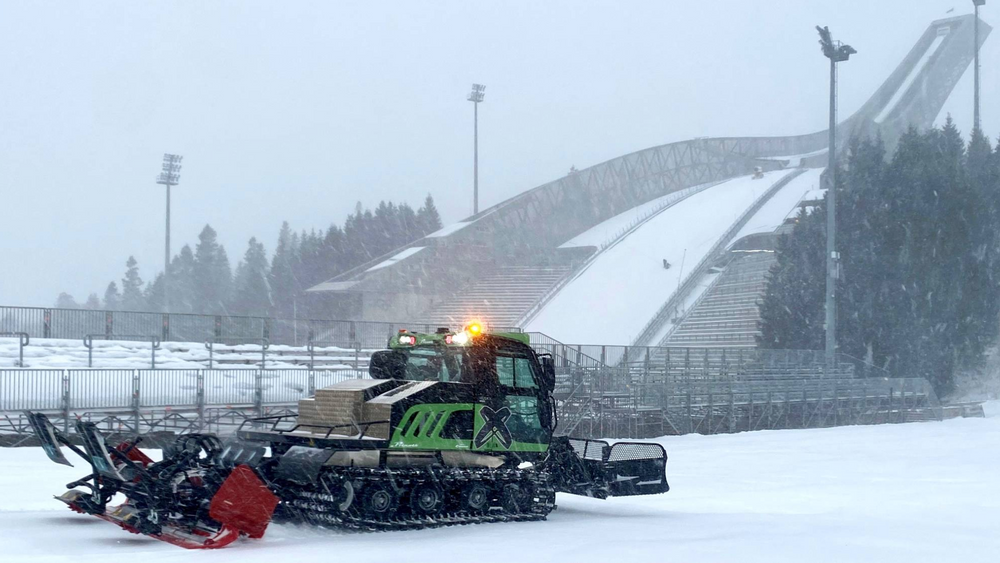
[156,153,183,313]
[974,0,986,131]
[467,83,486,215]
[816,26,855,371]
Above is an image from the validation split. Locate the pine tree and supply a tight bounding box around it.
[269,221,298,317]
[55,292,79,309]
[417,194,443,234]
[193,225,232,314]
[170,245,197,313]
[231,237,271,315]
[103,282,121,311]
[121,256,146,311]
[84,293,101,309]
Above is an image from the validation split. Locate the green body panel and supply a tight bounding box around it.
[389,403,474,450]
[388,403,549,453]
[472,403,548,452]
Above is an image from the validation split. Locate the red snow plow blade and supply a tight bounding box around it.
[29,412,278,549]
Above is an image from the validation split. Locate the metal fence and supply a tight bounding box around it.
[0,368,366,435]
[0,305,519,349]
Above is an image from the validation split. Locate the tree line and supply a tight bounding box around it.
[56,196,442,318]
[758,120,1000,396]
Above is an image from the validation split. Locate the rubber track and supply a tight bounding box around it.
[280,466,557,532]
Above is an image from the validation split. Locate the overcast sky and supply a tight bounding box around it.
[1,1,995,307]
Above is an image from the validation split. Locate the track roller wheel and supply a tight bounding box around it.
[409,483,445,516]
[501,483,531,514]
[360,482,399,520]
[459,482,491,514]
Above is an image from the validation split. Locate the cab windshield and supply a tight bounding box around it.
[398,346,468,382]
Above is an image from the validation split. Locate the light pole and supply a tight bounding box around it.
[467,83,485,215]
[156,154,183,313]
[817,26,856,370]
[974,0,986,132]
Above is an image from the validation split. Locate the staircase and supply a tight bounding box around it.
[423,267,571,329]
[662,253,776,348]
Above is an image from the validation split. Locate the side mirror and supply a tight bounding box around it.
[539,356,556,393]
[369,350,407,379]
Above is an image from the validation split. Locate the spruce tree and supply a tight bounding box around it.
[103,282,121,311]
[269,221,298,317]
[121,256,146,311]
[231,237,271,315]
[417,194,443,234]
[193,225,232,314]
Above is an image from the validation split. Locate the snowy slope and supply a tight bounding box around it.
[2,417,999,562]
[728,167,825,246]
[525,170,796,344]
[559,180,719,250]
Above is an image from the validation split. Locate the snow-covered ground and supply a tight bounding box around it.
[1,417,998,562]
[526,170,796,344]
[0,336,364,370]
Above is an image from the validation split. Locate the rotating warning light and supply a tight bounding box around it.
[465,322,483,336]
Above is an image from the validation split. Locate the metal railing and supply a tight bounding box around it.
[0,368,367,434]
[0,332,29,367]
[0,305,481,349]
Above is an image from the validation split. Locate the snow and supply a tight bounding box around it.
[728,168,825,247]
[365,246,426,272]
[2,417,999,562]
[875,31,948,124]
[525,170,796,345]
[559,181,720,250]
[0,336,363,370]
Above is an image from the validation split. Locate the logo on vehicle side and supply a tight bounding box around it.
[474,406,512,449]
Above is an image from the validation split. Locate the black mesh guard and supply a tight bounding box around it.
[605,442,669,497]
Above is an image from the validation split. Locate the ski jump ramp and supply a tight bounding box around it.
[307,15,989,346]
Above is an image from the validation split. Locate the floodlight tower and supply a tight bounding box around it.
[817,26,856,370]
[156,154,183,313]
[467,83,486,215]
[974,0,986,132]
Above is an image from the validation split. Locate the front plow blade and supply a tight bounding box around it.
[606,442,669,496]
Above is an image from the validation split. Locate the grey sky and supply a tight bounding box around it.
[1,1,994,307]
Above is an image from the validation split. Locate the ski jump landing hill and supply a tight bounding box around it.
[307,15,989,348]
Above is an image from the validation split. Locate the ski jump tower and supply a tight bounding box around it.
[306,15,989,346]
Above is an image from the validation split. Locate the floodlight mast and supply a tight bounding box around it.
[467,83,485,215]
[156,154,183,313]
[974,0,986,132]
[816,26,856,372]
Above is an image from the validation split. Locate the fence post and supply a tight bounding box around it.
[196,370,205,431]
[205,341,214,370]
[44,309,52,339]
[254,370,264,417]
[131,370,140,433]
[686,392,692,434]
[84,336,93,368]
[308,368,316,396]
[61,371,70,433]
